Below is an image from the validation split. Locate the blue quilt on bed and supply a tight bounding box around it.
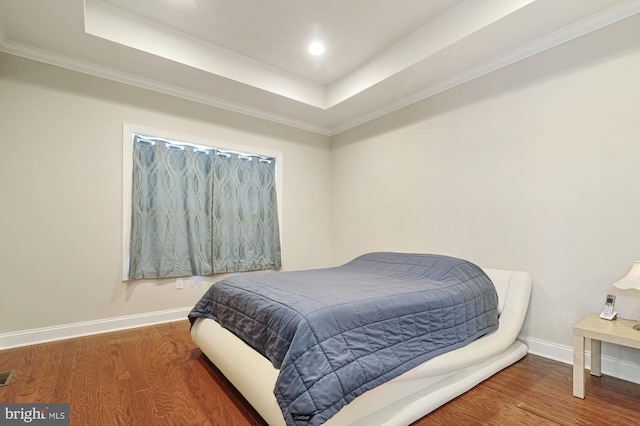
[188,252,498,425]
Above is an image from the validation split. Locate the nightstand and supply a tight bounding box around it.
[573,314,640,398]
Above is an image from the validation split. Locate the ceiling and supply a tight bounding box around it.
[1,0,638,135]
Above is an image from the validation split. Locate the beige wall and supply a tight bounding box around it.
[0,53,332,334]
[331,15,640,361]
[2,13,640,377]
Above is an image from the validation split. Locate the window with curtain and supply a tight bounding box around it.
[128,134,281,279]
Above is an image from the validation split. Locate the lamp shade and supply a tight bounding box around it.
[613,261,640,290]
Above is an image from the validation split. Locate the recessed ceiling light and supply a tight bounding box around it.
[308,41,325,56]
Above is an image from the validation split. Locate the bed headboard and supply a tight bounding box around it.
[482,268,532,315]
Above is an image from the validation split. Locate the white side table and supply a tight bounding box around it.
[573,314,640,398]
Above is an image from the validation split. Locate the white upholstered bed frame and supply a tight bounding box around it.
[190,267,532,425]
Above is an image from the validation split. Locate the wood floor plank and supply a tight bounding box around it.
[98,340,128,425]
[51,339,75,404]
[1,320,638,425]
[13,344,49,402]
[72,335,104,425]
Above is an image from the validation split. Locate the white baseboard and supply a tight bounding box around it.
[518,335,640,385]
[1,314,639,387]
[0,307,192,350]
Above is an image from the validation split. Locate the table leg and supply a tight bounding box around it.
[573,334,585,398]
[590,339,602,376]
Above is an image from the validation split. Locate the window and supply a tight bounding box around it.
[122,127,282,280]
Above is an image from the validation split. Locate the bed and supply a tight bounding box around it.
[189,252,532,425]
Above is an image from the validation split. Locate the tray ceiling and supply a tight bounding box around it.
[1,0,638,135]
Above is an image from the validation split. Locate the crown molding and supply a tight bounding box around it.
[330,0,640,135]
[2,0,639,137]
[0,27,331,136]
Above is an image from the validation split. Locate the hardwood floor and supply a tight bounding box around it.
[1,320,638,425]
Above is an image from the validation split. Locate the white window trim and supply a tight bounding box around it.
[121,123,284,281]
